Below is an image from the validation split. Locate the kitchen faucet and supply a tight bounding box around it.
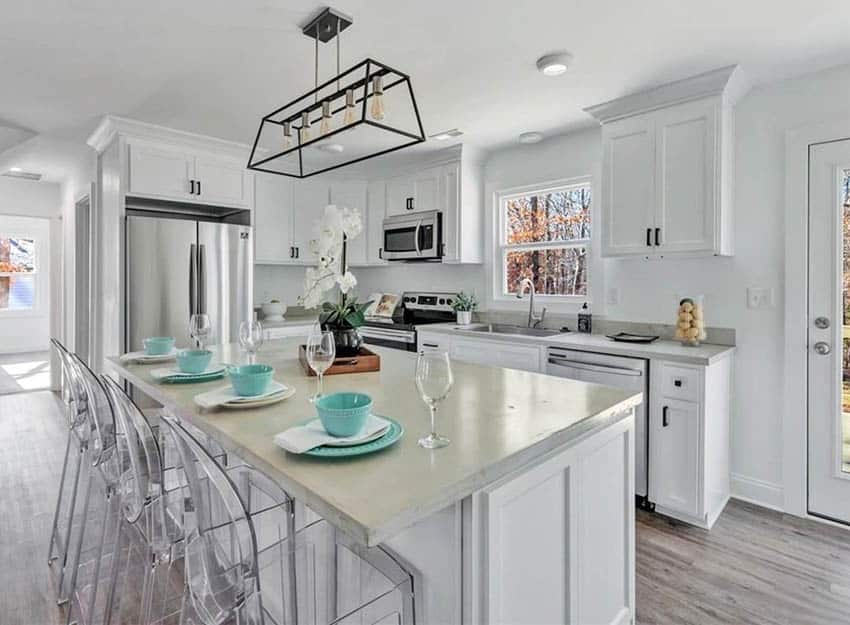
[516,278,546,328]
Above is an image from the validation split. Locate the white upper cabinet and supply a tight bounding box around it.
[128,142,195,200]
[385,165,442,216]
[386,176,414,217]
[253,173,293,264]
[291,180,328,264]
[366,181,387,265]
[601,115,656,256]
[194,155,253,208]
[330,181,368,267]
[126,140,252,209]
[587,65,747,258]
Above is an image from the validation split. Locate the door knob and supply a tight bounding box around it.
[814,341,831,355]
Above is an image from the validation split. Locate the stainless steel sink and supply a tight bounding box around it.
[462,323,564,338]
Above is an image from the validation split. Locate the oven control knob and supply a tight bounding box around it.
[439,298,445,305]
[446,298,453,306]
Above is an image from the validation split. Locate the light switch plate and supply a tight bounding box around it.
[747,287,773,309]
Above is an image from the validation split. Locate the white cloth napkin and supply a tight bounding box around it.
[150,364,225,381]
[274,415,390,454]
[194,381,289,409]
[120,350,176,364]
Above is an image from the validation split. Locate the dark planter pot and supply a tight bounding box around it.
[324,325,363,357]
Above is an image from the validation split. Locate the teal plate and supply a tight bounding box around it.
[303,416,404,458]
[162,371,226,384]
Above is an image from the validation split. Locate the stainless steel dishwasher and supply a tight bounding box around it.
[546,347,650,503]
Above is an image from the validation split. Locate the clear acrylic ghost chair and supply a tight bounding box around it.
[60,355,122,625]
[48,339,90,587]
[163,416,417,625]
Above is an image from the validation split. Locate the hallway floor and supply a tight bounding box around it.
[0,350,51,394]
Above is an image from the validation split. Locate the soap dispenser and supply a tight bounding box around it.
[577,302,592,333]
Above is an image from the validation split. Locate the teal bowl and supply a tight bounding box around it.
[228,364,274,397]
[143,336,175,356]
[315,392,372,437]
[176,349,213,374]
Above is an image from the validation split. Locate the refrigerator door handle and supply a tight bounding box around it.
[189,244,197,316]
[198,244,207,314]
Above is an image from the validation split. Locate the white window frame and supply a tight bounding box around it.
[494,177,592,304]
[0,231,42,318]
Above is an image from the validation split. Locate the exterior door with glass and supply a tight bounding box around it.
[808,139,850,523]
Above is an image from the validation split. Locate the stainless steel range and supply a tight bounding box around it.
[359,291,458,351]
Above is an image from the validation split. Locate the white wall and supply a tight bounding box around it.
[0,179,61,354]
[254,264,308,307]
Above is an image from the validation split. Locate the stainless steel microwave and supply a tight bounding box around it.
[382,210,443,261]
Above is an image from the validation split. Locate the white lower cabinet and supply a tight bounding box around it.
[648,358,731,529]
[417,332,542,373]
[263,323,314,341]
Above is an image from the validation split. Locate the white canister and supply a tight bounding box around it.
[456,310,473,325]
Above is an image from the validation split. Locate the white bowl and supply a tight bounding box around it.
[261,301,287,321]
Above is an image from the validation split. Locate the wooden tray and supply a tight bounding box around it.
[298,345,381,376]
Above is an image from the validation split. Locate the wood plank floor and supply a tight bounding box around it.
[3,390,850,625]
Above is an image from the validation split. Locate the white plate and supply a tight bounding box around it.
[221,386,296,409]
[322,422,390,447]
[120,350,177,364]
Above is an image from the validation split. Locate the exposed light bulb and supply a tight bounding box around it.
[320,101,332,136]
[282,121,292,148]
[343,88,356,125]
[370,76,385,121]
[300,111,311,142]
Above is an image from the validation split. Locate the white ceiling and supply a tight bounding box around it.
[3,0,850,162]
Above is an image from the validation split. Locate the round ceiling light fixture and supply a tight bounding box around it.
[316,142,345,154]
[519,132,543,145]
[536,52,573,76]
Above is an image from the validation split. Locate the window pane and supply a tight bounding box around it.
[505,186,591,245]
[505,247,588,296]
[0,237,36,272]
[0,275,35,310]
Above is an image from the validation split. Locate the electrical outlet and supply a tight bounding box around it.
[747,287,773,309]
[606,287,620,306]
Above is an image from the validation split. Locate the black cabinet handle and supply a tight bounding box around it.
[655,227,661,246]
[190,179,195,195]
[295,247,299,259]
[662,406,669,428]
[289,247,294,258]
[674,379,682,387]
[197,180,201,195]
[646,228,652,246]
[423,343,439,348]
[406,197,414,210]
[378,247,383,259]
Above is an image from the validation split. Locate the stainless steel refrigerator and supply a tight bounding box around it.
[124,204,253,353]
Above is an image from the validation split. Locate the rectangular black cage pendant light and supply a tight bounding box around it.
[248,7,426,179]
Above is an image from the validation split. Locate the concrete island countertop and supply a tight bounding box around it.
[108,339,641,546]
[420,323,735,366]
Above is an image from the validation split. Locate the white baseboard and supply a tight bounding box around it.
[730,473,784,511]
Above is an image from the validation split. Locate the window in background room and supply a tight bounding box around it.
[498,181,591,298]
[0,236,37,311]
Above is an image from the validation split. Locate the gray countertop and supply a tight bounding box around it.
[419,323,735,366]
[108,339,641,546]
[259,314,318,329]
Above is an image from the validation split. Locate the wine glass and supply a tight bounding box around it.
[189,313,212,350]
[415,350,453,449]
[306,330,336,401]
[239,320,264,364]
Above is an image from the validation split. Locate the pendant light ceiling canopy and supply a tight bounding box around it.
[248,7,426,179]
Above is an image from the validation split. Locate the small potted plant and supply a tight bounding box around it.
[452,291,477,325]
[318,294,371,356]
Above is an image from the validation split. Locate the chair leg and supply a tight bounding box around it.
[48,431,74,565]
[83,488,118,625]
[62,464,94,620]
[101,513,126,625]
[56,446,85,605]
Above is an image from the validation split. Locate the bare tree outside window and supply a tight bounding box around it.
[500,184,591,297]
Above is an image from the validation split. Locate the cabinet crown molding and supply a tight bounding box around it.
[87,114,251,159]
[584,65,749,124]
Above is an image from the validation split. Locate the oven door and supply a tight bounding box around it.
[382,211,441,261]
[359,326,417,351]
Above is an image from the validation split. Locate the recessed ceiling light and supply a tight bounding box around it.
[316,143,345,154]
[519,132,543,144]
[2,168,41,180]
[429,128,464,141]
[536,52,573,76]
[9,166,22,172]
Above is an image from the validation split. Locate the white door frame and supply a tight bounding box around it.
[784,118,850,518]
